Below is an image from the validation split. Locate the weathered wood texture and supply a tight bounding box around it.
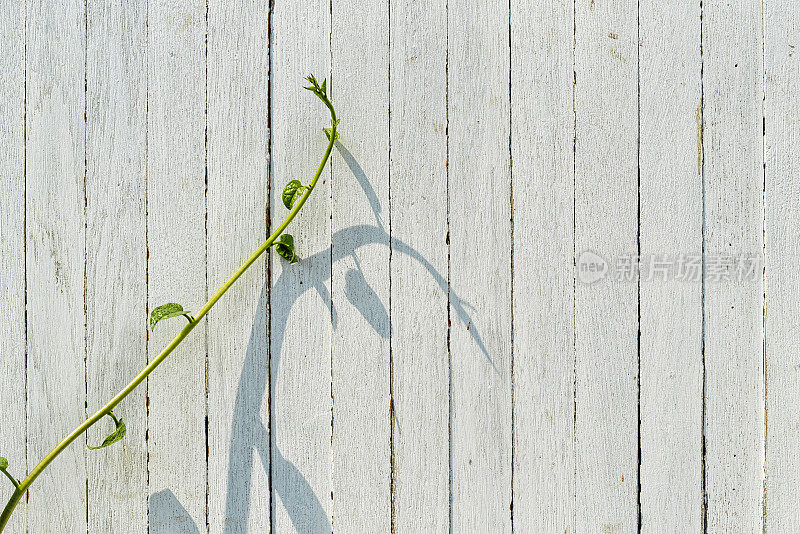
[765,0,799,531]
[1,0,798,532]
[0,1,26,532]
[389,0,450,531]
[639,0,703,531]
[269,0,332,532]
[448,0,513,531]
[703,0,765,531]
[86,0,148,531]
[511,0,575,532]
[330,0,392,531]
[574,0,639,531]
[206,0,271,532]
[146,0,208,531]
[25,0,87,531]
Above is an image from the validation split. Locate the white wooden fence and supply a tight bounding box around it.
[0,0,797,532]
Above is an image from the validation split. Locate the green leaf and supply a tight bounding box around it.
[282,180,307,210]
[323,127,339,142]
[150,303,193,331]
[87,412,126,450]
[0,457,7,470]
[304,74,328,102]
[275,234,299,264]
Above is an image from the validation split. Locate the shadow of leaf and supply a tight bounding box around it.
[344,266,390,339]
[149,489,201,534]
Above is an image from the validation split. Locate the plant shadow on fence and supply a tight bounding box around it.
[150,143,489,532]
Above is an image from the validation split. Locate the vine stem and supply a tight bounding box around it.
[0,95,336,532]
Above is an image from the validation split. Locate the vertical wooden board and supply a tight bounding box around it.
[25,0,87,531]
[573,0,638,531]
[85,0,148,531]
[0,1,26,532]
[147,1,207,530]
[638,0,703,531]
[702,1,765,531]
[206,0,270,531]
[448,0,512,530]
[270,0,332,531]
[388,0,449,530]
[765,2,800,530]
[330,0,390,531]
[510,0,575,531]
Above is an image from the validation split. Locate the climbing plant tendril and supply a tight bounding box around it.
[0,75,337,532]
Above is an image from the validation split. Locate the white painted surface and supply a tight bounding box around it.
[638,0,703,531]
[330,0,391,531]
[0,1,799,532]
[270,0,332,532]
[511,0,575,532]
[86,0,148,531]
[0,1,26,532]
[206,0,270,532]
[448,0,512,531]
[703,0,765,531]
[389,0,450,530]
[146,0,208,531]
[765,2,800,531]
[25,0,87,531]
[574,0,639,531]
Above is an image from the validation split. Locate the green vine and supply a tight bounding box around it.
[0,75,337,532]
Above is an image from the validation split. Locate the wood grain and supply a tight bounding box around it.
[448,0,512,530]
[269,0,332,531]
[85,0,148,531]
[702,0,765,531]
[206,0,270,532]
[638,0,703,530]
[765,0,799,530]
[25,0,87,531]
[389,0,449,530]
[510,0,575,531]
[2,1,797,532]
[574,0,639,531]
[146,0,208,530]
[330,0,391,531]
[0,0,26,531]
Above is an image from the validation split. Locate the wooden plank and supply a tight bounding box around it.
[0,0,26,531]
[388,0,449,530]
[269,0,332,531]
[85,0,148,531]
[638,0,703,530]
[573,0,639,530]
[764,1,799,530]
[448,0,512,529]
[702,1,765,531]
[330,1,391,531]
[146,1,207,530]
[510,0,575,531]
[25,0,87,531]
[206,0,270,531]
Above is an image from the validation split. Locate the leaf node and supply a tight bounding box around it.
[87,412,126,450]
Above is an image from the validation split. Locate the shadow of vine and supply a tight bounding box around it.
[150,143,488,532]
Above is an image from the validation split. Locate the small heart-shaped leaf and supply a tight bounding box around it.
[283,180,307,210]
[150,303,193,331]
[0,457,7,470]
[88,412,126,450]
[275,234,299,264]
[323,127,339,143]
